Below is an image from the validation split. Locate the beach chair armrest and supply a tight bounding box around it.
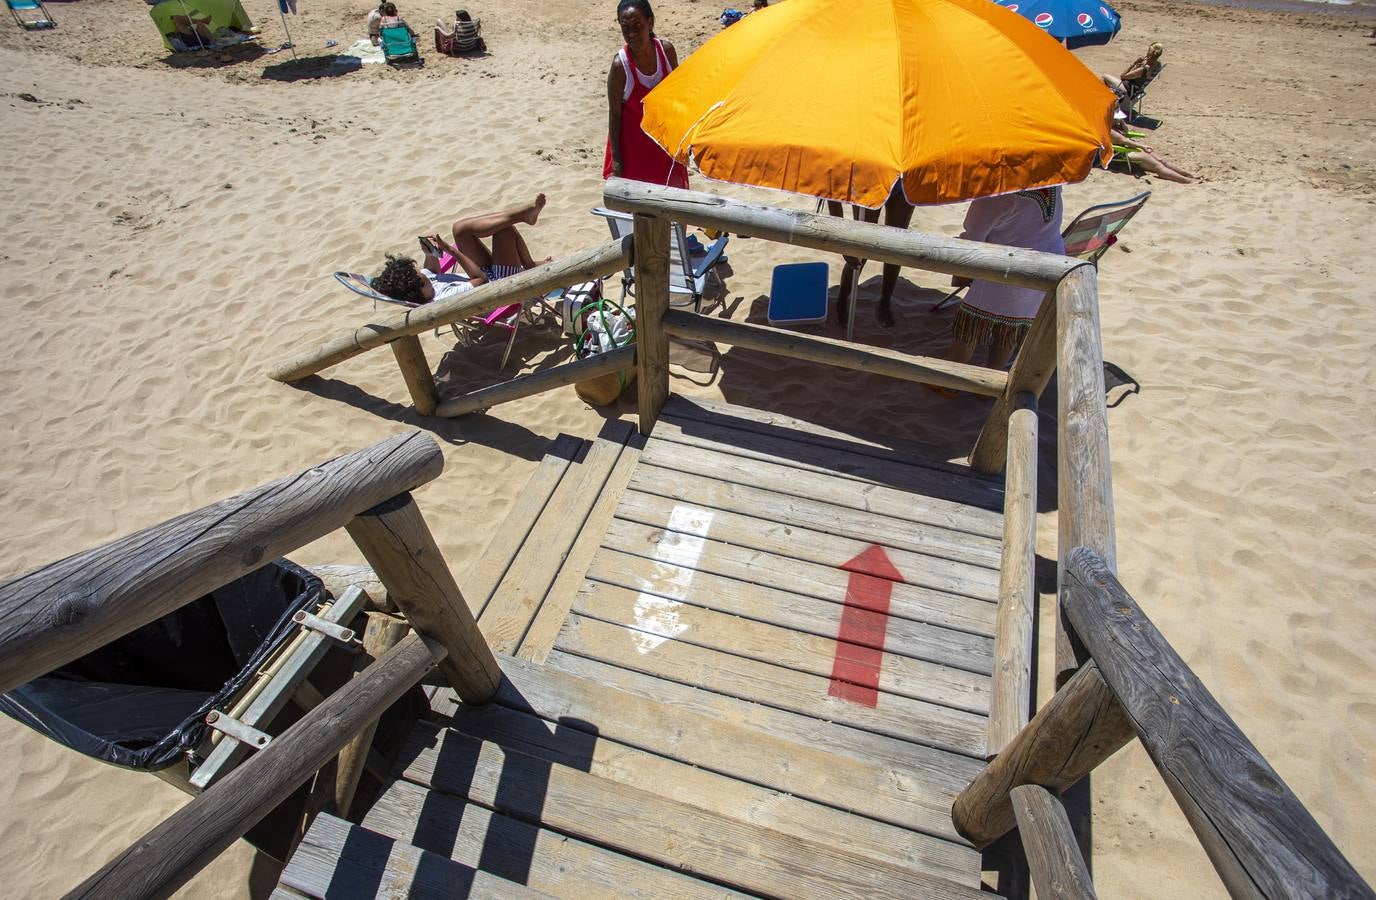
[691,236,730,278]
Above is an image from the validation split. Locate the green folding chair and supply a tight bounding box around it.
[380,23,420,65]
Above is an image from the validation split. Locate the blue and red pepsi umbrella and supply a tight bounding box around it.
[992,0,1121,48]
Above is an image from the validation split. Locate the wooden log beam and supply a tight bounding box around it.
[951,661,1133,848]
[969,284,1060,474]
[663,310,1008,397]
[433,345,637,418]
[1011,785,1098,900]
[1055,266,1115,687]
[66,633,445,900]
[334,612,411,818]
[346,493,501,704]
[267,238,632,384]
[604,178,1079,289]
[1063,549,1374,900]
[390,334,439,416]
[987,394,1038,758]
[634,213,671,435]
[0,433,443,694]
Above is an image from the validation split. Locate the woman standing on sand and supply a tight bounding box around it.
[603,0,690,188]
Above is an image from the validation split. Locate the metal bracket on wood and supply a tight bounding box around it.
[293,610,361,648]
[205,711,272,750]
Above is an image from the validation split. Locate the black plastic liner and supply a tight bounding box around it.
[0,559,322,771]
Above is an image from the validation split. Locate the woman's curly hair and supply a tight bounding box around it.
[373,254,427,304]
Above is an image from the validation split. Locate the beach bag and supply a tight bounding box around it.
[571,285,637,406]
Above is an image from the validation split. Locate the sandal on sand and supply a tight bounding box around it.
[926,384,960,400]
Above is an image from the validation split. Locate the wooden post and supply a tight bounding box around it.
[662,310,1007,397]
[0,432,442,694]
[433,345,637,418]
[390,335,438,416]
[334,611,411,817]
[67,634,445,900]
[969,285,1059,474]
[603,178,1077,289]
[951,661,1134,848]
[987,392,1038,758]
[1063,549,1375,900]
[346,493,501,704]
[1011,785,1098,900]
[1055,266,1114,687]
[633,213,671,436]
[268,238,633,384]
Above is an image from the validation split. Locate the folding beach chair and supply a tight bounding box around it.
[7,0,55,29]
[1121,63,1165,123]
[930,190,1151,313]
[379,23,420,65]
[591,206,729,313]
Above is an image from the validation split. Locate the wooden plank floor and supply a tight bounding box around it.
[308,395,1014,898]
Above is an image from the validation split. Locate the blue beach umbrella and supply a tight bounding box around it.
[992,0,1121,48]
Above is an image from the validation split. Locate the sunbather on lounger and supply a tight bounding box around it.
[1110,129,1203,184]
[373,195,552,304]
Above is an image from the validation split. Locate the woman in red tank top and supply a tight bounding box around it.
[603,0,689,189]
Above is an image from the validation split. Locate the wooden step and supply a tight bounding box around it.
[571,579,991,712]
[277,813,551,899]
[365,779,744,899]
[392,719,988,899]
[463,420,642,658]
[555,612,988,758]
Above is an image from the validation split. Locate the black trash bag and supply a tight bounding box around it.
[0,559,322,771]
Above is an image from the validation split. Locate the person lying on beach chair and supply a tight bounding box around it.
[1110,128,1203,184]
[372,194,552,304]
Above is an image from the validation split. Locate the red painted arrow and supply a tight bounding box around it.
[829,544,903,708]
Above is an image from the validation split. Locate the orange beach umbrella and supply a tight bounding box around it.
[641,0,1117,207]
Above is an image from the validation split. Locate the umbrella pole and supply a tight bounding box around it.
[176,0,209,53]
[278,9,297,60]
[845,265,859,343]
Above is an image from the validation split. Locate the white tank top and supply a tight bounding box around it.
[617,38,667,102]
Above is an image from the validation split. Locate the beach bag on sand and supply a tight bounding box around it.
[571,283,637,406]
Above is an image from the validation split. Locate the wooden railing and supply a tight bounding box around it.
[0,433,503,898]
[601,179,1370,898]
[267,239,633,417]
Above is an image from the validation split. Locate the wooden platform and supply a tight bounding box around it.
[277,396,1013,898]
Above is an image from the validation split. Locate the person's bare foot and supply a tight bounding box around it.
[521,193,547,226]
[876,303,895,329]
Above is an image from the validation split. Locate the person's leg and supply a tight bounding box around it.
[1127,151,1197,184]
[1151,153,1203,181]
[490,226,552,270]
[450,194,546,242]
[834,203,880,326]
[876,188,915,328]
[987,332,1019,370]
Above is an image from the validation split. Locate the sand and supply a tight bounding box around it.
[0,0,1373,895]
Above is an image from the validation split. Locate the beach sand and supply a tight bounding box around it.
[1,0,1373,895]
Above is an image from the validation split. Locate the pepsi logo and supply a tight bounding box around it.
[1077,12,1093,26]
[1099,5,1111,14]
[1006,3,1019,9]
[1034,12,1053,25]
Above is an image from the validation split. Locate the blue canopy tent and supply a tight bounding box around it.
[992,0,1121,48]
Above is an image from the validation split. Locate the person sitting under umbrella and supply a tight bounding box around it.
[929,186,1064,393]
